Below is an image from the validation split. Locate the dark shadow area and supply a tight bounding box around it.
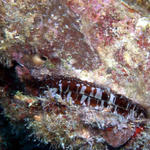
[0,105,57,150]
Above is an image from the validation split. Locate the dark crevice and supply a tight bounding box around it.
[0,60,25,96]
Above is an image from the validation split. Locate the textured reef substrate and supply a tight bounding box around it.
[0,0,150,149]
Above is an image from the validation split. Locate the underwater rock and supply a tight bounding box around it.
[0,0,150,149]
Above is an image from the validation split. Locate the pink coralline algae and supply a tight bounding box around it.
[67,0,120,46]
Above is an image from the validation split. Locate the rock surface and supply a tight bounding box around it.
[0,0,150,149]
